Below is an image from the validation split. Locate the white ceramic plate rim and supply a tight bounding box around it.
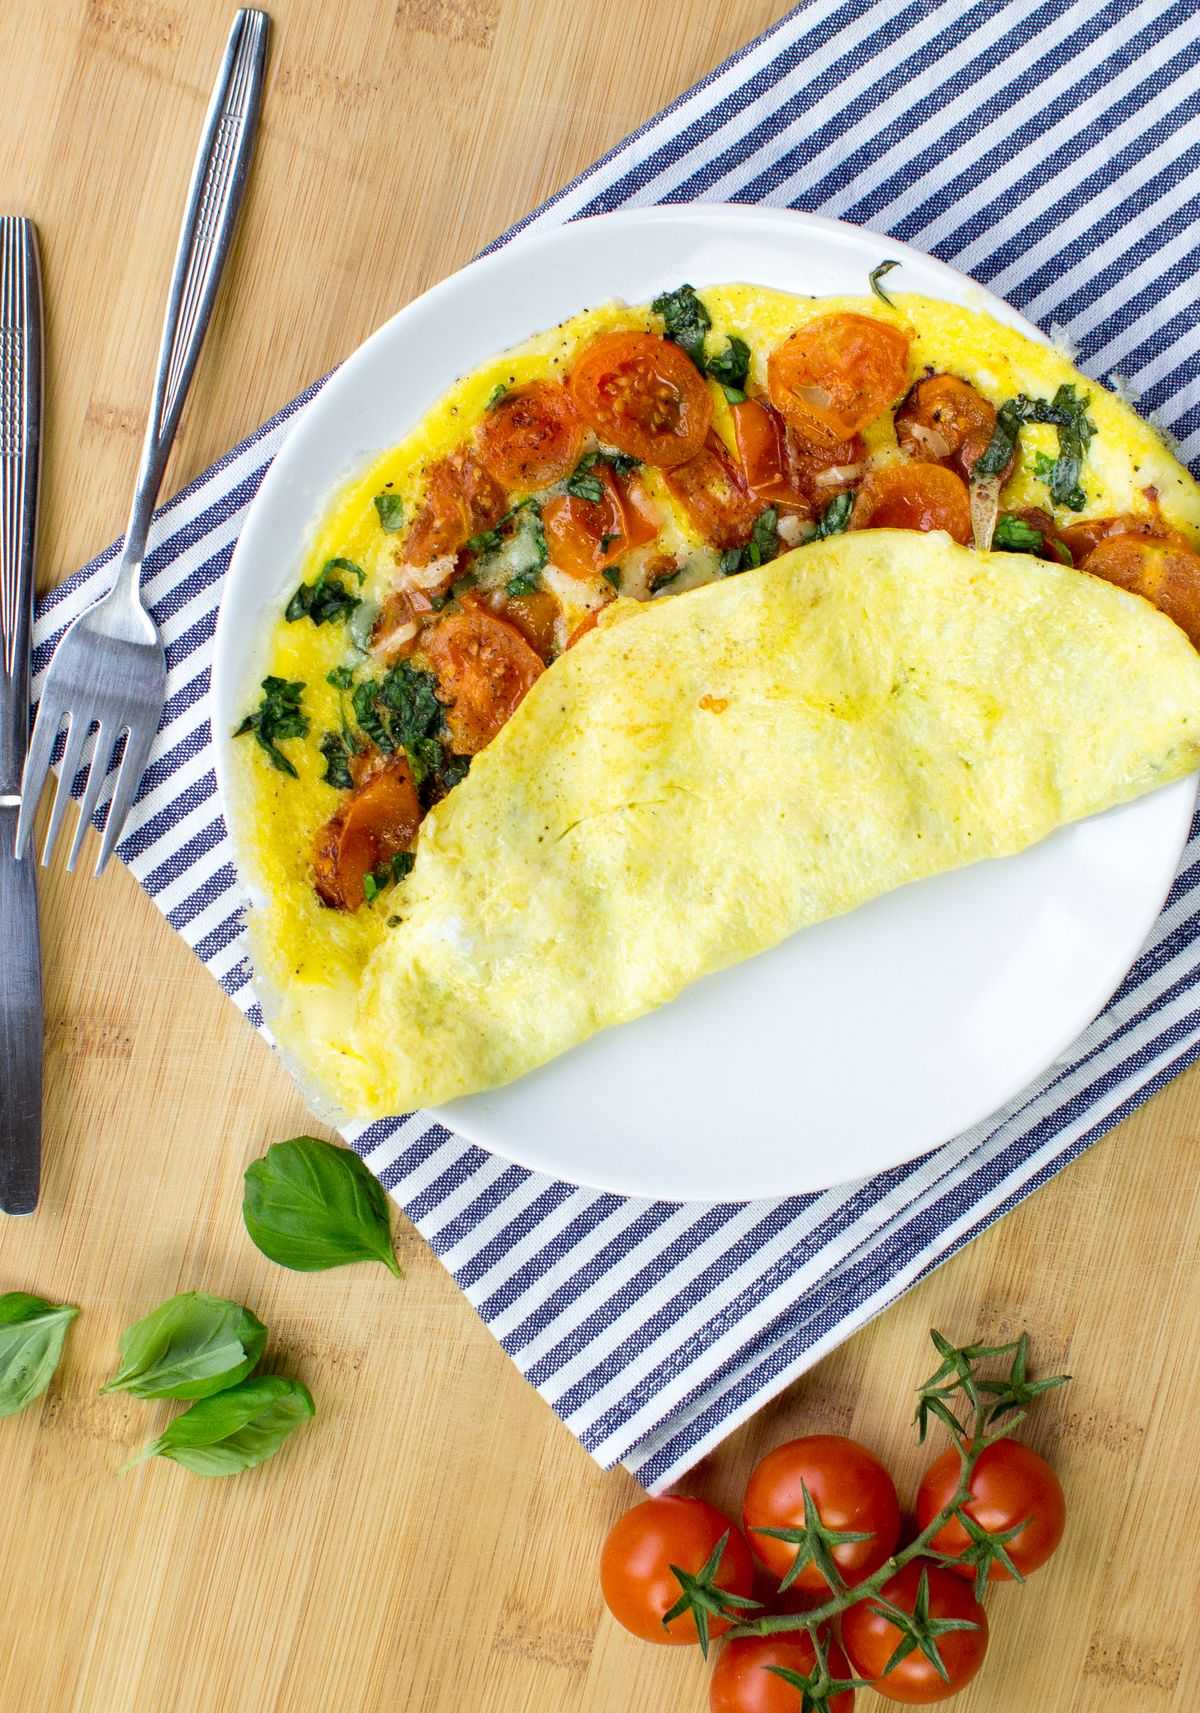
[212,204,1193,1200]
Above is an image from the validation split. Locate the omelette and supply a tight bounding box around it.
[229,281,1200,1118]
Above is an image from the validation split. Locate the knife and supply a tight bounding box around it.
[0,217,43,1216]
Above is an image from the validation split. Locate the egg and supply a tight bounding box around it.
[230,288,1200,1117]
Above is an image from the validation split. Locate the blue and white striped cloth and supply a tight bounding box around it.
[34,0,1200,1490]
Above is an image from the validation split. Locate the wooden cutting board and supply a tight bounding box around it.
[0,2,1197,1709]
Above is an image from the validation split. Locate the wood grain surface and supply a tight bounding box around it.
[1,4,1198,1710]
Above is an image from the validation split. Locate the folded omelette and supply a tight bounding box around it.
[229,283,1200,1117]
[243,533,1200,1115]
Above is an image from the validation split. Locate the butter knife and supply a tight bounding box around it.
[0,217,43,1216]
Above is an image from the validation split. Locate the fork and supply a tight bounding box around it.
[15,9,270,874]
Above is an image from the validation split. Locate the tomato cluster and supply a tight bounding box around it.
[599,1335,1068,1710]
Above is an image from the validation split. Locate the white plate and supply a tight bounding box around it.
[212,205,1193,1202]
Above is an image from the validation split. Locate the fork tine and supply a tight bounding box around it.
[65,720,111,872]
[40,710,91,867]
[13,696,63,859]
[94,723,153,875]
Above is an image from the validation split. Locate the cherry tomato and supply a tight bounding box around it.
[569,330,713,467]
[404,449,508,568]
[544,462,658,579]
[1059,511,1165,563]
[665,432,762,549]
[850,462,972,543]
[369,587,436,661]
[1080,530,1200,647]
[422,605,544,753]
[600,1496,755,1647]
[893,374,1003,482]
[312,755,421,911]
[915,1438,1066,1583]
[495,587,560,661]
[476,379,584,491]
[841,1561,988,1705]
[711,1632,856,1713]
[730,398,812,513]
[767,313,910,443]
[743,1435,901,1593]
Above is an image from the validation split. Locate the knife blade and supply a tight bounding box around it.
[0,216,43,1216]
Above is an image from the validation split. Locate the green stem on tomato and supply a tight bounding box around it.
[728,1396,1023,1641]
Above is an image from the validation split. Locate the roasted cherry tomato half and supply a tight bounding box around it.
[312,755,421,911]
[569,330,713,467]
[601,1496,755,1648]
[422,605,544,753]
[743,1435,901,1593]
[711,1632,857,1713]
[543,462,658,579]
[850,461,972,543]
[403,449,508,568]
[1081,531,1200,647]
[767,313,910,443]
[476,379,584,491]
[893,373,1004,482]
[916,1438,1066,1584]
[495,587,560,661]
[841,1560,988,1705]
[1059,511,1166,563]
[666,431,762,549]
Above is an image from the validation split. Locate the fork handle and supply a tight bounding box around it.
[120,9,269,572]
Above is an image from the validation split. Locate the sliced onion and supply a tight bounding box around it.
[778,513,815,547]
[813,462,864,487]
[369,618,417,658]
[795,383,834,411]
[394,553,457,592]
[903,421,951,460]
[970,474,1002,553]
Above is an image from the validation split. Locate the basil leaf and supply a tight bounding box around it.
[565,467,606,504]
[285,559,364,627]
[721,508,780,573]
[319,731,355,789]
[100,1292,267,1400]
[234,677,309,777]
[993,513,1045,552]
[484,382,509,411]
[0,1293,78,1418]
[373,492,405,531]
[974,386,1096,511]
[121,1374,315,1477]
[506,568,541,597]
[243,1137,402,1276]
[651,283,711,369]
[869,259,901,307]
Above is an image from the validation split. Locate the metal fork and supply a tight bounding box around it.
[15,9,269,874]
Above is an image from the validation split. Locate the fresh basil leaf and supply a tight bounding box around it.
[722,508,780,573]
[869,259,901,307]
[319,731,355,789]
[234,677,309,778]
[815,491,854,538]
[373,492,405,532]
[0,1293,78,1418]
[351,661,445,775]
[603,566,621,589]
[326,665,355,691]
[651,283,711,369]
[719,548,744,576]
[243,1136,402,1276]
[365,850,415,904]
[599,448,641,480]
[100,1292,267,1401]
[1031,451,1057,482]
[121,1374,315,1477]
[484,382,509,411]
[705,335,751,402]
[974,386,1096,511]
[506,568,542,597]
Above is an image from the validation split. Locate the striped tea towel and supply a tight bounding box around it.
[33,0,1200,1491]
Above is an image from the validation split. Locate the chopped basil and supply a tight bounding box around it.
[603,566,621,589]
[815,491,854,538]
[350,660,444,783]
[365,850,416,901]
[993,512,1073,565]
[373,492,405,532]
[438,754,471,793]
[599,531,620,554]
[1031,451,1057,482]
[597,448,641,480]
[974,385,1096,511]
[868,259,901,307]
[506,568,541,597]
[234,677,309,777]
[565,466,606,504]
[723,508,780,574]
[319,731,355,789]
[705,335,751,402]
[326,665,355,690]
[466,523,503,555]
[484,382,509,410]
[651,283,711,369]
[285,558,365,627]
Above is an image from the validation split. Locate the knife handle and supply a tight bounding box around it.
[0,217,42,802]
